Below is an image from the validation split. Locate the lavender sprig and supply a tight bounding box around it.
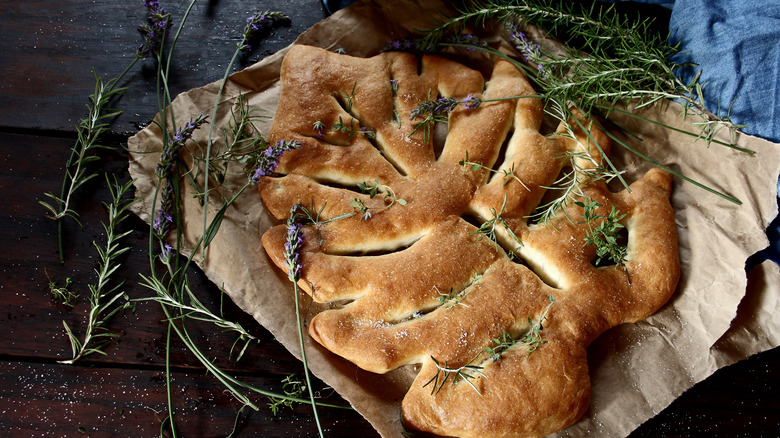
[284,205,305,282]
[155,114,209,178]
[382,32,487,54]
[284,203,325,437]
[506,24,542,63]
[153,114,208,240]
[250,139,302,184]
[239,11,291,52]
[409,94,481,143]
[410,94,482,120]
[137,0,172,58]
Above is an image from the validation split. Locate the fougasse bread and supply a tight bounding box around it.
[256,44,680,438]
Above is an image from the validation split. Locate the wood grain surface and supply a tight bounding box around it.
[1,1,777,437]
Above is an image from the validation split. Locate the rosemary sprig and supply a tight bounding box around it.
[403,0,749,206]
[529,147,621,227]
[424,354,487,395]
[59,176,137,364]
[40,65,138,264]
[138,274,257,361]
[422,0,742,137]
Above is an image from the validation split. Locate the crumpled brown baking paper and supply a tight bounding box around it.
[127,1,780,437]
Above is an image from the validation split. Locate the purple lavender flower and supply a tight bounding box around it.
[409,97,460,120]
[240,11,291,52]
[155,114,209,178]
[137,0,172,58]
[360,126,376,139]
[153,206,174,238]
[381,38,433,54]
[152,114,208,240]
[160,241,174,262]
[409,93,483,120]
[383,32,487,54]
[390,79,399,94]
[250,139,302,184]
[283,204,305,281]
[506,24,542,64]
[441,33,488,51]
[463,94,481,110]
[312,121,326,138]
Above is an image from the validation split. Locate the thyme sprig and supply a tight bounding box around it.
[349,178,407,220]
[436,286,470,308]
[459,150,530,190]
[60,176,137,364]
[267,374,307,415]
[189,93,269,195]
[485,295,555,362]
[472,194,523,258]
[296,200,357,244]
[46,269,79,308]
[577,198,628,267]
[332,116,376,142]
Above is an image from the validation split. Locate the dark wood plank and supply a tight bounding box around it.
[0,132,303,373]
[0,130,379,436]
[0,0,328,134]
[1,361,375,438]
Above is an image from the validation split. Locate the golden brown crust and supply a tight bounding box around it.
[258,45,680,438]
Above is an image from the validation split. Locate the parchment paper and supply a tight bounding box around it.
[127,1,780,437]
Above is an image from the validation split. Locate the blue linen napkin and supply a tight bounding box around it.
[647,0,780,266]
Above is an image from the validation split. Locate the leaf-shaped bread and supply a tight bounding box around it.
[257,45,680,438]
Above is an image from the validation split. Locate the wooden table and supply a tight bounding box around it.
[1,1,778,436]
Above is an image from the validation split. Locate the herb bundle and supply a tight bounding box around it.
[135,3,339,436]
[401,0,750,207]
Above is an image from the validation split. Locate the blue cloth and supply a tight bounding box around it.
[665,0,780,267]
[668,0,780,144]
[609,0,780,266]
